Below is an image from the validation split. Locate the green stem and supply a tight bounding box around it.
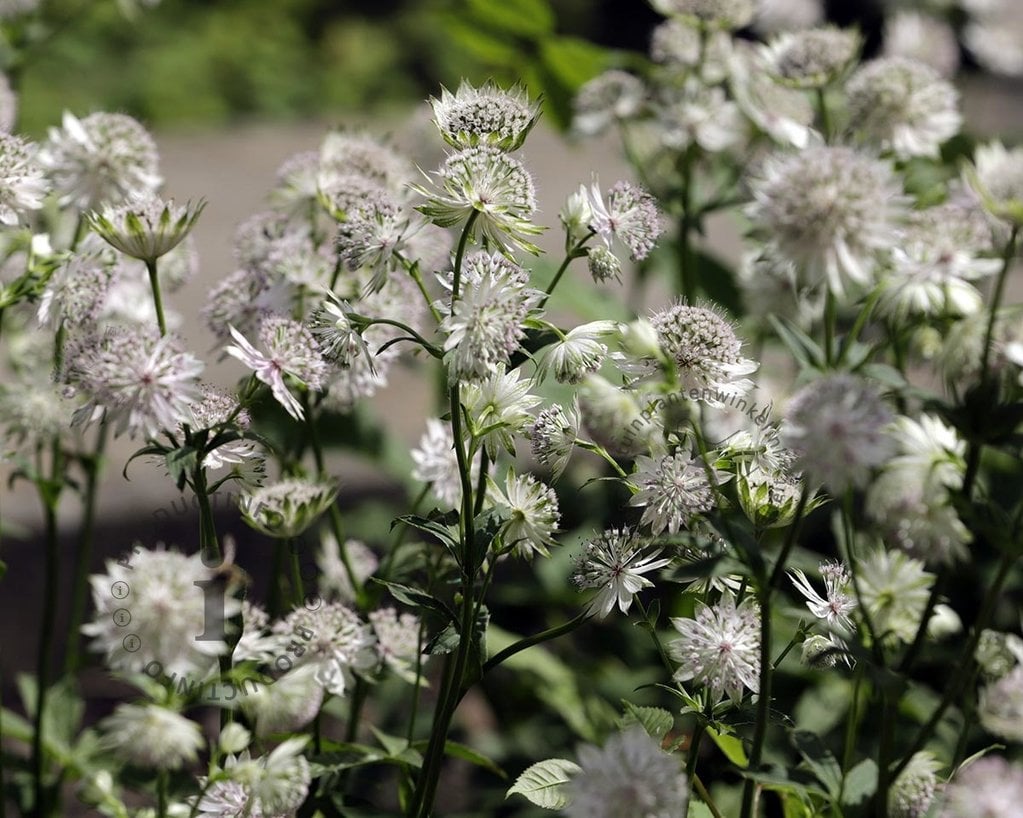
[686,721,705,780]
[145,258,167,337]
[816,88,832,143]
[157,770,168,818]
[344,678,369,743]
[194,466,221,569]
[679,147,697,303]
[539,231,594,306]
[963,226,1019,494]
[404,258,443,324]
[481,612,589,675]
[889,552,1017,782]
[65,421,108,674]
[841,664,865,774]
[290,539,304,608]
[693,774,725,818]
[823,287,838,368]
[874,688,898,818]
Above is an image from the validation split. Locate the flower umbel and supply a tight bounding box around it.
[89,194,205,263]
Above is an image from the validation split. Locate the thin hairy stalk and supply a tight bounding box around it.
[193,465,221,569]
[823,288,838,367]
[693,774,725,818]
[344,678,369,743]
[65,421,108,673]
[157,770,168,818]
[841,664,865,775]
[686,721,705,780]
[816,88,832,143]
[678,146,697,303]
[145,258,168,337]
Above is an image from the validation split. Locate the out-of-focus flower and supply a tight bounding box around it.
[889,752,942,818]
[0,132,48,226]
[856,547,934,644]
[883,11,959,77]
[761,26,860,88]
[965,140,1023,226]
[572,70,645,137]
[651,0,756,30]
[937,756,1023,818]
[100,704,203,770]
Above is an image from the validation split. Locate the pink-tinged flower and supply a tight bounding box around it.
[225,316,327,421]
[789,561,857,629]
[571,528,671,618]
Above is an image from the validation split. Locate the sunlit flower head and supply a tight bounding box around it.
[0,132,48,225]
[856,547,934,644]
[89,194,204,264]
[761,26,860,88]
[529,402,580,480]
[431,80,540,152]
[572,527,671,618]
[584,180,664,262]
[489,471,561,559]
[239,477,338,539]
[629,449,722,535]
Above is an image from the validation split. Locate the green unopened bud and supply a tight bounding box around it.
[801,634,840,669]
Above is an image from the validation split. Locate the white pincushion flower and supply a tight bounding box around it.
[883,11,960,77]
[629,449,721,535]
[489,471,561,559]
[100,704,203,770]
[885,414,966,492]
[36,236,116,330]
[89,194,204,263]
[669,591,760,704]
[651,0,755,30]
[748,146,906,297]
[889,752,942,818]
[753,0,823,34]
[414,145,543,254]
[978,665,1023,742]
[369,608,424,683]
[431,80,540,151]
[648,302,758,400]
[319,128,412,194]
[317,533,378,604]
[584,180,663,263]
[82,546,241,677]
[529,402,580,479]
[0,133,48,225]
[40,111,161,209]
[789,561,856,629]
[656,81,744,153]
[577,373,660,458]
[440,251,538,381]
[536,320,618,384]
[856,548,934,644]
[730,46,815,148]
[565,726,688,818]
[462,366,541,458]
[572,70,645,137]
[310,293,369,365]
[963,1,1023,78]
[225,316,328,421]
[965,140,1023,226]
[68,326,203,439]
[411,417,479,508]
[232,601,283,664]
[937,756,1023,818]
[202,268,292,345]
[230,738,312,817]
[240,663,324,738]
[761,26,860,88]
[846,57,961,159]
[571,528,671,618]
[783,374,895,494]
[651,20,732,78]
[274,603,377,697]
[239,478,338,539]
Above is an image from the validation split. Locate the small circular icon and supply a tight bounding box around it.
[111,581,130,600]
[122,634,141,652]
[113,608,132,627]
[304,593,322,611]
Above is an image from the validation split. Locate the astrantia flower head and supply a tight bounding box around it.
[975,629,1023,680]
[100,703,203,770]
[748,146,906,297]
[89,194,205,263]
[655,81,744,154]
[669,591,760,704]
[752,0,823,34]
[536,320,618,384]
[529,402,580,480]
[978,665,1023,742]
[225,316,328,421]
[411,416,482,509]
[846,57,961,159]
[319,129,412,194]
[586,245,622,283]
[730,46,815,148]
[889,752,942,818]
[572,527,671,618]
[40,111,161,209]
[0,133,48,225]
[585,180,663,262]
[369,608,424,683]
[629,449,722,535]
[578,373,660,458]
[239,477,338,539]
[202,268,292,345]
[240,663,323,739]
[318,533,378,605]
[783,374,895,493]
[963,0,1023,78]
[67,326,203,439]
[230,737,312,817]
[82,545,241,677]
[489,471,561,559]
[937,756,1023,818]
[36,236,117,330]
[414,145,543,254]
[440,251,538,381]
[761,26,860,88]
[274,603,377,696]
[883,11,959,77]
[461,365,541,458]
[965,140,1023,226]
[789,561,856,629]
[651,19,732,79]
[800,633,847,669]
[565,726,688,818]
[572,70,645,137]
[856,547,934,644]
[648,302,758,400]
[431,81,540,152]
[333,188,410,279]
[310,293,370,365]
[650,0,755,30]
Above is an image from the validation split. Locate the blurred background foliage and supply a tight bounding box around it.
[4,0,666,135]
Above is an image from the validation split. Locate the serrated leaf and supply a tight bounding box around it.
[791,730,843,799]
[841,758,877,808]
[621,702,674,741]
[166,445,198,489]
[707,725,749,768]
[506,758,581,809]
[372,580,456,624]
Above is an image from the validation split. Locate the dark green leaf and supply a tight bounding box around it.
[841,758,877,808]
[791,730,843,799]
[372,580,456,624]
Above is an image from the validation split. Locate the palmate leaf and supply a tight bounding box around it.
[506,758,581,809]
